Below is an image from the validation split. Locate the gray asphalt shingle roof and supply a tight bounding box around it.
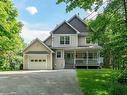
[26,51,49,54]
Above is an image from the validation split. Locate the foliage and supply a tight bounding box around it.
[76,69,127,95]
[117,69,127,85]
[0,0,25,70]
[89,0,127,68]
[109,84,127,95]
[57,0,104,12]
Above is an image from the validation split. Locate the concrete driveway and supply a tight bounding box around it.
[0,70,83,95]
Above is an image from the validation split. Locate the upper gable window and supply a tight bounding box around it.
[60,36,70,45]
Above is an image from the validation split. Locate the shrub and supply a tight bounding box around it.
[110,83,127,95]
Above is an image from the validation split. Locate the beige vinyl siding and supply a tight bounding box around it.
[23,55,28,69]
[53,49,65,69]
[54,59,65,69]
[47,53,53,69]
[24,41,50,53]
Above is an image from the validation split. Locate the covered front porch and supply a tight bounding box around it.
[64,49,101,69]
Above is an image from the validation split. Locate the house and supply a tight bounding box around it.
[23,15,102,70]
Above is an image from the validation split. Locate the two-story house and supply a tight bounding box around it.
[23,15,102,70]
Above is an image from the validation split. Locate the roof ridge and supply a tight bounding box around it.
[68,15,86,26]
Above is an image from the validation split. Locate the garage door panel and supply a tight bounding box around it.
[28,55,47,69]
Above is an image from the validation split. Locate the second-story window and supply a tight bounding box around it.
[60,36,70,45]
[86,37,91,44]
[60,36,64,44]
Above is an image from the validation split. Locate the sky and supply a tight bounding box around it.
[12,0,105,43]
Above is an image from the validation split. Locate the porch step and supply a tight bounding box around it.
[65,64,74,69]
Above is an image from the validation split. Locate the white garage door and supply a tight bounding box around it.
[28,55,47,69]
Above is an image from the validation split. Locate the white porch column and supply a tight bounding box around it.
[46,55,48,69]
[98,51,100,65]
[23,54,25,69]
[63,49,65,68]
[27,55,29,69]
[50,53,53,70]
[73,50,76,68]
[63,49,64,59]
[86,51,88,69]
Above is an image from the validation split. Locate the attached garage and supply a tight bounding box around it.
[26,51,49,69]
[23,38,54,70]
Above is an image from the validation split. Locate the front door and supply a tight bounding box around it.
[64,51,74,69]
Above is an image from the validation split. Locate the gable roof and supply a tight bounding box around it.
[68,15,85,24]
[23,38,54,53]
[43,35,51,43]
[68,15,90,33]
[50,21,80,34]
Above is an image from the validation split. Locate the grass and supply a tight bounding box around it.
[76,69,127,95]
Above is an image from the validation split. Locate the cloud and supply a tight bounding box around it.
[26,6,38,15]
[20,21,51,43]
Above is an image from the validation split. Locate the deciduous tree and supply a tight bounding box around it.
[0,0,25,70]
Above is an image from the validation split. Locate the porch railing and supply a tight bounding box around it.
[75,58,100,66]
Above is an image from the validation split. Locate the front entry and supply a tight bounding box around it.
[64,51,74,69]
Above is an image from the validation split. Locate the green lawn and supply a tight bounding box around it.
[76,69,127,95]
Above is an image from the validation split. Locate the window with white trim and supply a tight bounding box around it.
[56,51,62,58]
[60,36,70,45]
[86,37,91,44]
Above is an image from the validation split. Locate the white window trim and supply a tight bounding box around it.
[60,36,70,45]
[56,51,62,59]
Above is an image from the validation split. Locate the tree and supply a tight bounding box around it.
[57,0,104,12]
[0,0,25,70]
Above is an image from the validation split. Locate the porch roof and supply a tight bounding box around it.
[25,51,49,54]
[51,45,102,50]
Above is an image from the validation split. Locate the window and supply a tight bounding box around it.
[31,60,34,62]
[60,36,64,44]
[76,53,87,59]
[88,53,93,59]
[39,59,42,62]
[60,36,70,44]
[86,37,91,44]
[57,51,61,58]
[35,59,38,62]
[88,52,97,59]
[43,60,46,62]
[65,36,70,44]
[93,53,97,58]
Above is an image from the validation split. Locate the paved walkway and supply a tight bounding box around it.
[0,70,83,95]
